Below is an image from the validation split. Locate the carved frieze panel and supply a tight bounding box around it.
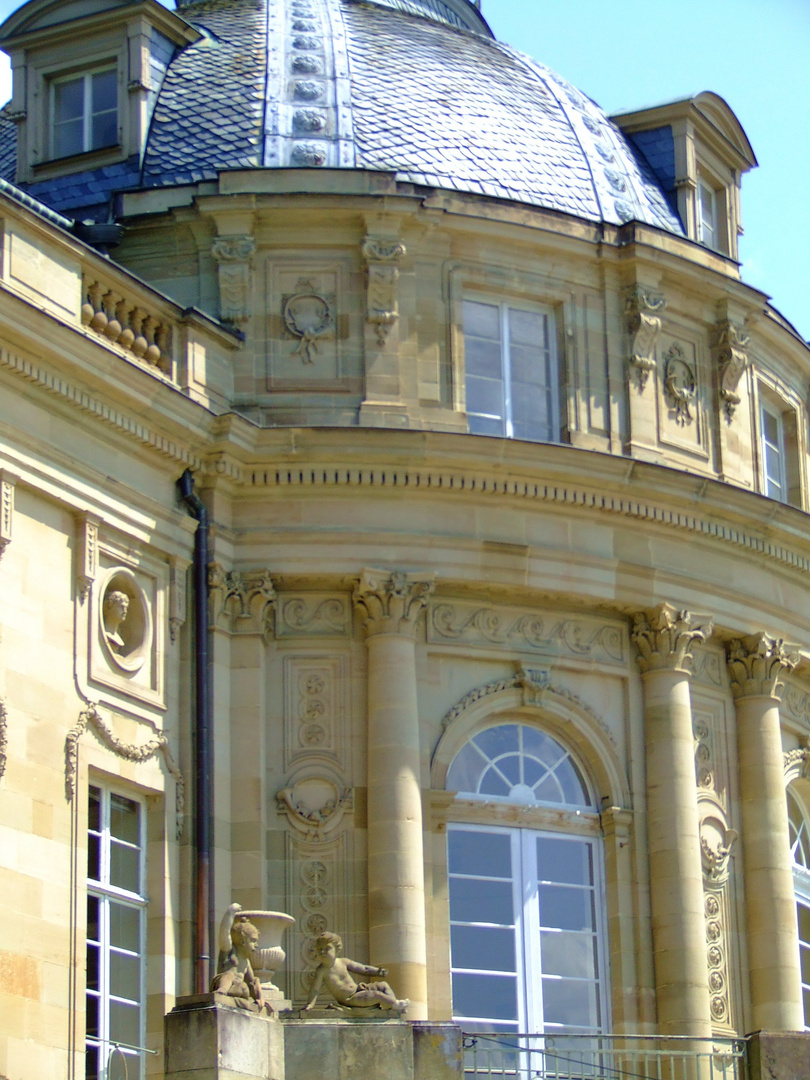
[705,889,734,1032]
[690,645,724,689]
[275,594,351,638]
[780,680,810,731]
[284,834,349,1002]
[656,336,707,457]
[282,656,347,771]
[266,261,357,389]
[428,601,627,667]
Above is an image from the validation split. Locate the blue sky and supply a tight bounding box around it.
[0,0,806,339]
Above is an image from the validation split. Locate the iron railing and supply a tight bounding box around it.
[462,1032,747,1080]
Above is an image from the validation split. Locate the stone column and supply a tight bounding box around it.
[632,604,713,1036]
[353,569,435,1020]
[726,634,804,1031]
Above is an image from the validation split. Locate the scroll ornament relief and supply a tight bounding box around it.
[208,565,276,639]
[624,284,665,391]
[712,320,750,421]
[276,774,352,839]
[211,235,256,325]
[663,343,696,426]
[430,603,625,665]
[632,604,713,674]
[361,237,406,347]
[0,469,17,560]
[65,704,185,838]
[278,595,349,638]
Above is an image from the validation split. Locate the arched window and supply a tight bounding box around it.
[788,790,810,1028]
[446,723,606,1036]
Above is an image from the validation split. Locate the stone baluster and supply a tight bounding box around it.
[353,568,435,1020]
[727,634,804,1031]
[632,603,713,1036]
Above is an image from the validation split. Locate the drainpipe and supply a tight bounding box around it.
[177,469,214,994]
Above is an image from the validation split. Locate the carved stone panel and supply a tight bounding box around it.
[623,284,665,392]
[275,594,351,639]
[428,601,627,667]
[211,235,256,326]
[711,320,750,421]
[657,336,707,458]
[282,656,347,771]
[266,261,359,390]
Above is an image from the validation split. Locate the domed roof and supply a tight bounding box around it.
[141,0,682,233]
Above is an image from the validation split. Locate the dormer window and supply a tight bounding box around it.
[51,66,117,159]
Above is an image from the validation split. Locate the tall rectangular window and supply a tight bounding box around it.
[760,397,787,501]
[52,68,118,159]
[697,180,718,249]
[463,299,558,442]
[86,785,146,1080]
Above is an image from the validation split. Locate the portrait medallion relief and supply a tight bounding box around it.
[99,568,153,674]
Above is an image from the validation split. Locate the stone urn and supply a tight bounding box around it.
[238,910,295,995]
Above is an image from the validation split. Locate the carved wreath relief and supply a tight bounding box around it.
[663,343,696,426]
[283,283,334,364]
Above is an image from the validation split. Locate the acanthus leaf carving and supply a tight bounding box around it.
[726,634,799,701]
[65,704,185,838]
[783,746,810,778]
[712,320,750,421]
[0,698,7,781]
[0,469,17,560]
[353,568,434,638]
[208,564,276,639]
[211,235,256,326]
[75,512,101,602]
[632,603,713,674]
[361,236,406,347]
[624,284,665,392]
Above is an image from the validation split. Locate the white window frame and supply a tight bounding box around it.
[697,179,718,249]
[50,65,118,160]
[788,791,810,1030]
[462,298,559,443]
[759,394,788,502]
[86,783,147,1080]
[445,724,609,1037]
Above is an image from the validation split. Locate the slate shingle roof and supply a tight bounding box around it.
[0,0,684,235]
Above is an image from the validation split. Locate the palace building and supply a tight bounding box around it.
[0,1,808,1079]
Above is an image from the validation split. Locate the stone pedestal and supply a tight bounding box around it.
[747,1031,810,1080]
[165,995,285,1080]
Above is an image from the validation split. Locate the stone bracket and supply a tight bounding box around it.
[624,284,665,391]
[711,319,750,421]
[76,512,102,602]
[361,237,406,347]
[0,468,18,560]
[211,235,256,326]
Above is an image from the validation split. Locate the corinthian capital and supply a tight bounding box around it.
[632,603,713,674]
[726,634,800,700]
[353,569,435,638]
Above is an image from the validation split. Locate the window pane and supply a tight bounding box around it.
[92,110,118,150]
[86,942,100,991]
[91,70,117,113]
[55,119,83,158]
[539,884,595,932]
[474,726,519,761]
[800,943,810,984]
[478,767,511,798]
[450,877,514,926]
[799,903,810,942]
[451,925,516,973]
[109,999,140,1046]
[110,795,139,846]
[509,309,547,349]
[452,972,518,1021]
[469,415,505,437]
[87,895,100,942]
[110,841,139,894]
[89,788,101,831]
[85,1043,99,1080]
[109,903,140,952]
[109,949,140,1002]
[449,830,512,878]
[85,992,99,1038]
[540,931,598,980]
[466,374,504,421]
[55,78,83,122]
[463,300,500,341]
[87,833,101,882]
[536,838,593,886]
[447,743,487,795]
[465,336,502,379]
[542,977,600,1029]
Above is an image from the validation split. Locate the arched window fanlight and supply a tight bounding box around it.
[787,790,810,1030]
[789,792,810,873]
[446,723,593,809]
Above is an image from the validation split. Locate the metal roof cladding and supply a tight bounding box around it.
[7,0,686,233]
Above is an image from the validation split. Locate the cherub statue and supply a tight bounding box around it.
[303,931,408,1015]
[211,903,273,1013]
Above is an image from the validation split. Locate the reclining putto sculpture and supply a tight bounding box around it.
[304,931,409,1016]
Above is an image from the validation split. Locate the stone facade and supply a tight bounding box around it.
[0,2,809,1080]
